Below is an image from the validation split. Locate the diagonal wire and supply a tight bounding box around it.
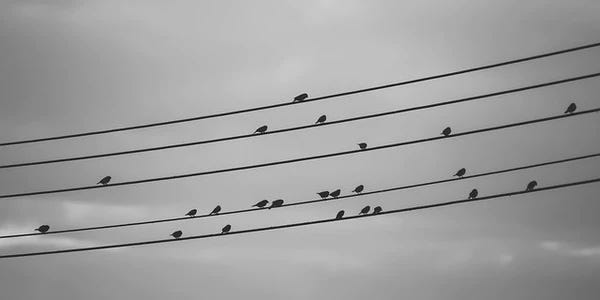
[1,151,598,239]
[1,107,599,199]
[2,72,598,169]
[1,42,599,147]
[1,177,598,258]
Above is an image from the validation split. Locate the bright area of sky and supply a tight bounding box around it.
[1,0,600,299]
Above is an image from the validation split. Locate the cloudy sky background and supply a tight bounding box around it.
[1,0,600,299]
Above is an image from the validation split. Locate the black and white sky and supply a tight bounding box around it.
[1,0,600,299]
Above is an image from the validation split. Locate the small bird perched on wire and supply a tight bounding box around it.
[315,115,327,124]
[35,225,50,233]
[353,185,364,194]
[209,205,221,215]
[441,127,452,137]
[454,168,466,178]
[317,191,330,199]
[170,230,183,239]
[254,125,268,134]
[358,143,368,150]
[373,206,383,214]
[97,176,111,185]
[469,189,478,199]
[565,103,577,114]
[335,210,345,219]
[185,209,197,217]
[526,180,538,192]
[222,224,232,234]
[330,189,341,198]
[253,200,269,208]
[293,93,309,102]
[269,199,284,209]
[359,206,371,215]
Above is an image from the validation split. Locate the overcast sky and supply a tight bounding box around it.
[1,0,600,299]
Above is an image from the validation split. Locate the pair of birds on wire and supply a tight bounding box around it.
[253,115,326,135]
[466,180,538,200]
[170,224,231,239]
[185,205,221,218]
[335,205,383,219]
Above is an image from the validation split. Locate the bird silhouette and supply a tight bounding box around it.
[565,103,577,114]
[335,210,345,219]
[185,209,197,217]
[353,185,364,194]
[317,191,330,199]
[293,93,309,102]
[269,199,284,209]
[441,127,452,136]
[35,225,50,233]
[253,200,269,208]
[526,180,538,191]
[170,230,183,239]
[330,189,341,198]
[358,143,368,150]
[221,224,232,234]
[97,176,111,185]
[315,115,327,124]
[373,206,383,214]
[359,206,371,215]
[209,205,221,215]
[469,189,478,199]
[254,125,268,134]
[454,168,466,178]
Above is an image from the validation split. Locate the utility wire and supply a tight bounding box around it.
[2,152,598,239]
[1,42,599,147]
[1,107,598,199]
[2,72,598,169]
[1,177,598,258]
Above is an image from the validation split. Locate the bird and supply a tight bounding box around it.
[209,205,221,215]
[221,224,232,234]
[469,189,478,199]
[335,210,345,219]
[35,225,50,233]
[269,199,284,209]
[359,206,371,215]
[565,103,577,114]
[185,209,197,217]
[170,230,183,239]
[358,143,368,150]
[454,168,466,178]
[330,189,341,198]
[373,206,383,214]
[353,185,364,194]
[97,176,111,185]
[253,200,269,208]
[315,115,327,124]
[526,180,538,192]
[293,93,309,102]
[441,126,452,136]
[254,125,268,134]
[317,191,330,199]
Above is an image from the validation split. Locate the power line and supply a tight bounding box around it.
[2,151,598,239]
[2,42,599,147]
[1,107,598,199]
[1,177,598,259]
[2,72,598,169]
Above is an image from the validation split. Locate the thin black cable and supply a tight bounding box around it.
[1,107,598,199]
[1,177,598,258]
[2,42,599,147]
[3,72,598,169]
[2,151,598,239]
